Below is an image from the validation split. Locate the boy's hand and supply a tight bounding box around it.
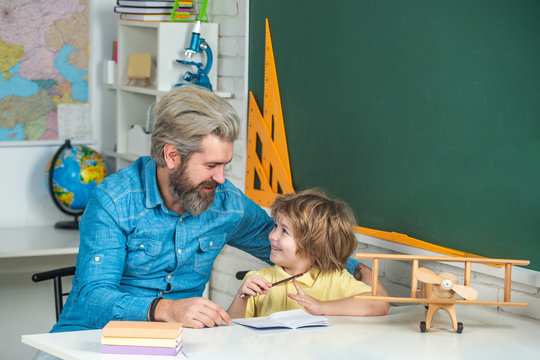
[237,274,272,298]
[286,279,325,315]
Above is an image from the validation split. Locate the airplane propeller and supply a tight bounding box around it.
[416,267,478,300]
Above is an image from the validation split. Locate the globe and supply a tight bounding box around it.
[45,140,108,229]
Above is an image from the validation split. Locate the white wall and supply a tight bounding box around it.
[210,0,249,189]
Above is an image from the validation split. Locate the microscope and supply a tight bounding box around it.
[176,20,213,90]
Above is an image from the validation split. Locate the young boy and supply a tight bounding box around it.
[228,189,389,318]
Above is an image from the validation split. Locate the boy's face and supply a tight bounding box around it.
[269,212,311,274]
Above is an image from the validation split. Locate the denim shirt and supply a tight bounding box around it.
[52,157,275,332]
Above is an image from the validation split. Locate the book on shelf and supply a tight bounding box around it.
[102,343,182,356]
[176,1,194,6]
[120,13,171,21]
[232,309,329,330]
[117,0,175,6]
[101,333,183,347]
[102,321,183,339]
[173,11,197,20]
[114,6,172,14]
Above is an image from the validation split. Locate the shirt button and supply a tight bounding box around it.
[159,291,163,295]
[167,274,171,279]
[94,256,100,262]
[177,249,182,254]
[209,241,213,247]
[140,244,144,249]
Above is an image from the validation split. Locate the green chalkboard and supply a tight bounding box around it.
[249,0,540,271]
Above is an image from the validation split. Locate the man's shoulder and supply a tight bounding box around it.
[213,180,252,210]
[97,157,150,199]
[216,179,243,197]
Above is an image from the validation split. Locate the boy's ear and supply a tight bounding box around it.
[163,143,181,170]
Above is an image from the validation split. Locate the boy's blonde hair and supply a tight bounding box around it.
[270,189,357,273]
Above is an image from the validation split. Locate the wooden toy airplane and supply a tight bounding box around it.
[355,253,530,333]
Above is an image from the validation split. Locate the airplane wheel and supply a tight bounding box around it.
[457,322,463,334]
[420,321,426,333]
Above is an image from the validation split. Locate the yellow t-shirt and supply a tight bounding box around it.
[244,265,372,318]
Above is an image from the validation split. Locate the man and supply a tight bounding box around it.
[51,86,379,333]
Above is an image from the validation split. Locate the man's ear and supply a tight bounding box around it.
[163,144,180,170]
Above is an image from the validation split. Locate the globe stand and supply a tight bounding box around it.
[48,139,84,231]
[54,215,80,230]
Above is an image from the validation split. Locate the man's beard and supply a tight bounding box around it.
[168,162,219,216]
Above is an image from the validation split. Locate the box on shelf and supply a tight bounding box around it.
[127,124,151,156]
[103,60,117,85]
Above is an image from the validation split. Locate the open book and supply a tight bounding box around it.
[232,309,328,330]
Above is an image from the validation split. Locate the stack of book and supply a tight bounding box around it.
[172,1,197,21]
[114,0,176,22]
[101,321,183,356]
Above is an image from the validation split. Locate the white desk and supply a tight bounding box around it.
[0,226,80,360]
[0,226,79,259]
[22,305,540,360]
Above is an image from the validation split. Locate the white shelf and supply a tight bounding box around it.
[107,84,232,98]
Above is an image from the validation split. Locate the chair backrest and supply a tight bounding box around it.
[32,266,76,322]
[236,271,249,280]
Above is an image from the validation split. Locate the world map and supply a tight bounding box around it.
[0,0,89,141]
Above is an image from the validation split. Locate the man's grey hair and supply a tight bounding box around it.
[150,86,240,166]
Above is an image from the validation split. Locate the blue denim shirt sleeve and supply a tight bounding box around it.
[228,195,274,265]
[76,187,153,328]
[346,257,360,275]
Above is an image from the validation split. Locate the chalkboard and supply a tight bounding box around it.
[249,0,540,271]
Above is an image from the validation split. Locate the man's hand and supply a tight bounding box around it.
[154,297,232,329]
[286,279,325,315]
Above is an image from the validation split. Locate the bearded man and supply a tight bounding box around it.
[49,86,374,335]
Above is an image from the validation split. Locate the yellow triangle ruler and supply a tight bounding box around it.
[246,19,295,207]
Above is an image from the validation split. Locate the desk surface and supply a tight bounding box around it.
[0,226,79,259]
[22,305,540,360]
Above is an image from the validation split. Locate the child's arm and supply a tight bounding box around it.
[354,263,389,297]
[227,274,272,318]
[286,279,389,316]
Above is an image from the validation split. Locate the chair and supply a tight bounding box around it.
[32,266,76,322]
[236,271,249,280]
[33,268,244,322]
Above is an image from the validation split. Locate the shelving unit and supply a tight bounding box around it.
[109,20,222,170]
